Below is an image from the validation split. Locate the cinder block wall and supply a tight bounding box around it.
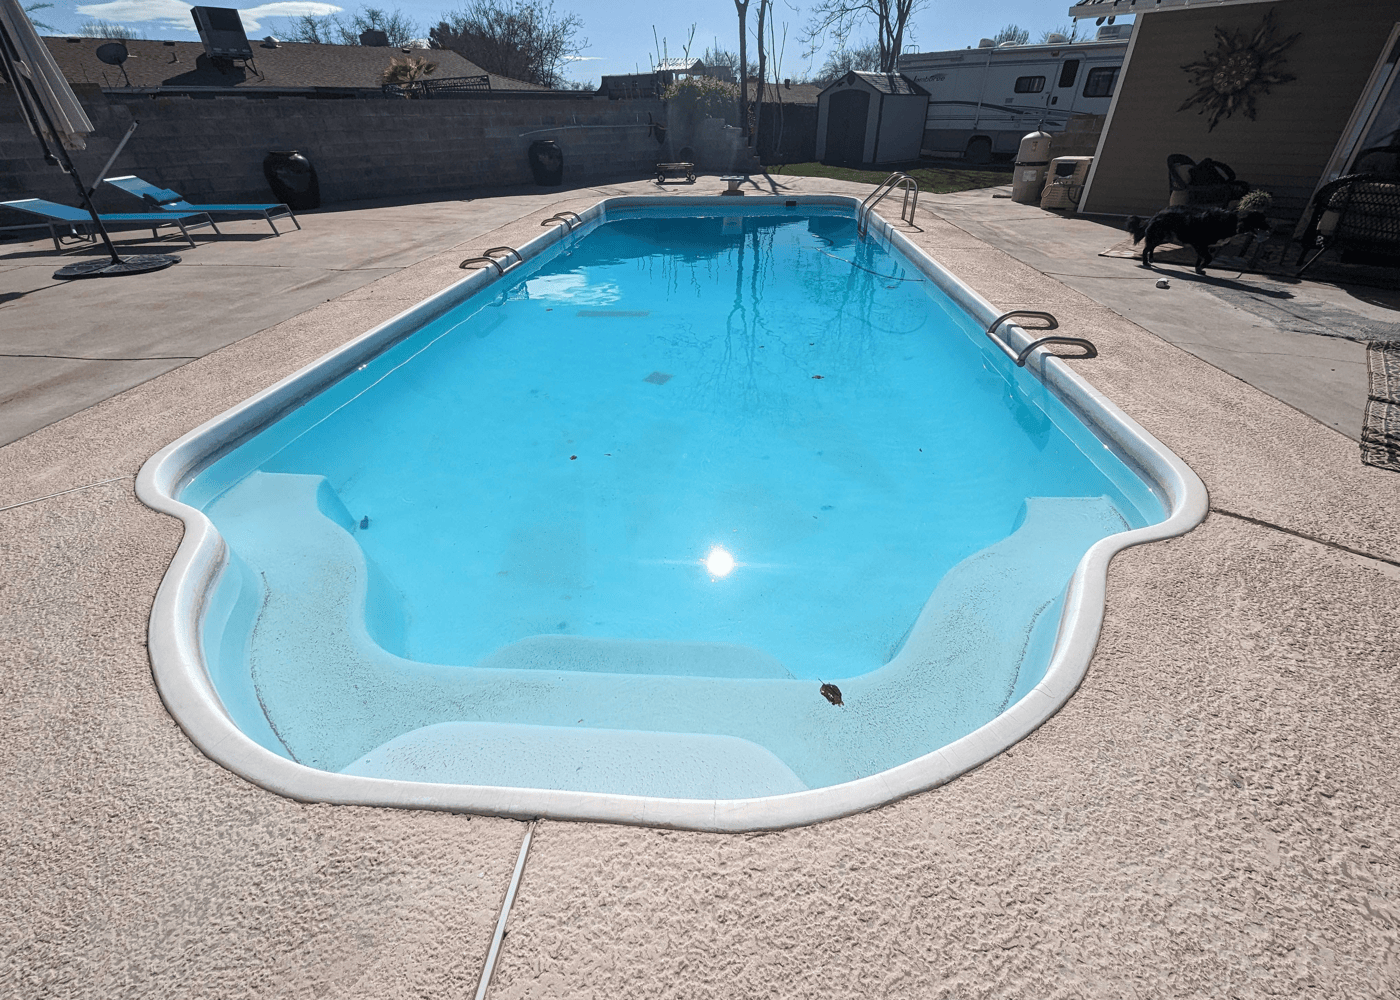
[0,85,667,214]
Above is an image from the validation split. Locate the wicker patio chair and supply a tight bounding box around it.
[1296,173,1400,276]
[1166,153,1251,208]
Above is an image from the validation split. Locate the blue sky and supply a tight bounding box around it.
[27,0,1122,85]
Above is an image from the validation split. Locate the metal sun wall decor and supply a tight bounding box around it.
[1178,9,1301,132]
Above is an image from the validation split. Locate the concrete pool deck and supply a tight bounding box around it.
[2,174,1399,996]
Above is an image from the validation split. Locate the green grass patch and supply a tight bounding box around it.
[765,161,1009,194]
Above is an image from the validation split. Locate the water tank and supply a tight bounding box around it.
[1011,130,1053,204]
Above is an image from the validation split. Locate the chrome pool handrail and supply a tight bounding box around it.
[540,210,580,230]
[986,310,1099,367]
[857,172,919,237]
[459,244,524,273]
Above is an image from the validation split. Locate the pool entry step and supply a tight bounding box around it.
[203,471,1127,798]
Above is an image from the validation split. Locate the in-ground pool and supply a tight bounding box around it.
[140,196,1205,830]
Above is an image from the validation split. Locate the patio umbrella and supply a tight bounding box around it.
[0,0,177,277]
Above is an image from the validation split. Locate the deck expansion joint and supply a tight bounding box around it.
[1210,506,1400,569]
[0,475,131,514]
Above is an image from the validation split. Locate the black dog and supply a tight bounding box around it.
[1126,206,1271,273]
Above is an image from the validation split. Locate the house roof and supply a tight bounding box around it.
[745,80,822,105]
[818,71,928,97]
[1068,0,1271,16]
[42,37,546,92]
[654,57,705,72]
[852,71,927,95]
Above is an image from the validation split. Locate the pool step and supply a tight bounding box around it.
[872,494,1130,714]
[204,472,1131,793]
[342,721,807,798]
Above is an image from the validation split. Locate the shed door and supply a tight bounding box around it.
[826,89,870,165]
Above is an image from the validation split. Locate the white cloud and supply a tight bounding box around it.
[563,55,601,61]
[240,1,342,29]
[75,0,341,32]
[76,0,192,28]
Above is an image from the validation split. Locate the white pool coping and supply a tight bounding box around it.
[136,195,1208,832]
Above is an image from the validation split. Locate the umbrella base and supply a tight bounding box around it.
[54,254,180,279]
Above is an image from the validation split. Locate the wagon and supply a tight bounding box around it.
[655,161,695,184]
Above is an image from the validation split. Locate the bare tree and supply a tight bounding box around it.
[803,0,927,74]
[734,0,751,136]
[285,7,420,46]
[1039,23,1080,43]
[430,0,585,88]
[700,43,754,80]
[754,0,768,151]
[992,24,1029,46]
[78,19,142,39]
[812,40,880,85]
[767,14,790,157]
[650,23,696,71]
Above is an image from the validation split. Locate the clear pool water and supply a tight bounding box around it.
[183,204,1165,800]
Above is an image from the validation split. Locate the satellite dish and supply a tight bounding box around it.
[96,42,129,65]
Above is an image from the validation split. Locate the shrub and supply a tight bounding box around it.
[663,76,739,119]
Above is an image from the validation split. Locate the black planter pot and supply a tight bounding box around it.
[527,140,564,187]
[263,151,321,210]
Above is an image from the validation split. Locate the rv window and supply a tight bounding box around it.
[1083,66,1119,98]
[1057,60,1080,87]
[1014,76,1046,94]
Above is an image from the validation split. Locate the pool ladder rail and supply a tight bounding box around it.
[986,310,1099,367]
[857,172,919,238]
[540,210,581,231]
[459,245,524,274]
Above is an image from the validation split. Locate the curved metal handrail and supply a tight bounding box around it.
[857,172,919,238]
[484,246,523,266]
[459,255,504,274]
[540,211,581,230]
[984,309,1097,366]
[459,245,524,273]
[1012,335,1098,367]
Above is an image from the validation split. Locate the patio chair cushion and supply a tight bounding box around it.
[1,197,201,223]
[105,175,287,214]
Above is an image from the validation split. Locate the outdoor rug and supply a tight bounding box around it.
[1363,341,1400,472]
[1100,232,1289,272]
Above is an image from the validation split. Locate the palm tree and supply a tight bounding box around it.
[23,2,56,32]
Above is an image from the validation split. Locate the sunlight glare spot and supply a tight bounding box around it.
[704,547,735,578]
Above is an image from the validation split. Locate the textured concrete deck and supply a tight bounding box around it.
[2,175,1398,997]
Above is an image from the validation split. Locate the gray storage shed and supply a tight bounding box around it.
[816,71,930,166]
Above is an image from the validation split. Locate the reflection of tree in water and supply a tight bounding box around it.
[610,215,931,425]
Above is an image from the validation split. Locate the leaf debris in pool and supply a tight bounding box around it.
[820,683,844,707]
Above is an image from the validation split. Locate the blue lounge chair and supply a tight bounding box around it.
[1,198,218,250]
[104,175,299,236]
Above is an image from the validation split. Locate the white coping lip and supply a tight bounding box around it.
[136,195,1209,833]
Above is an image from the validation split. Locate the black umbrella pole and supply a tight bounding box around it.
[0,21,175,277]
[0,21,118,263]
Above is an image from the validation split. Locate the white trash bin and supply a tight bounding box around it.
[1011,130,1053,204]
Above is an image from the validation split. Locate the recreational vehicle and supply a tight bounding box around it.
[897,25,1130,162]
